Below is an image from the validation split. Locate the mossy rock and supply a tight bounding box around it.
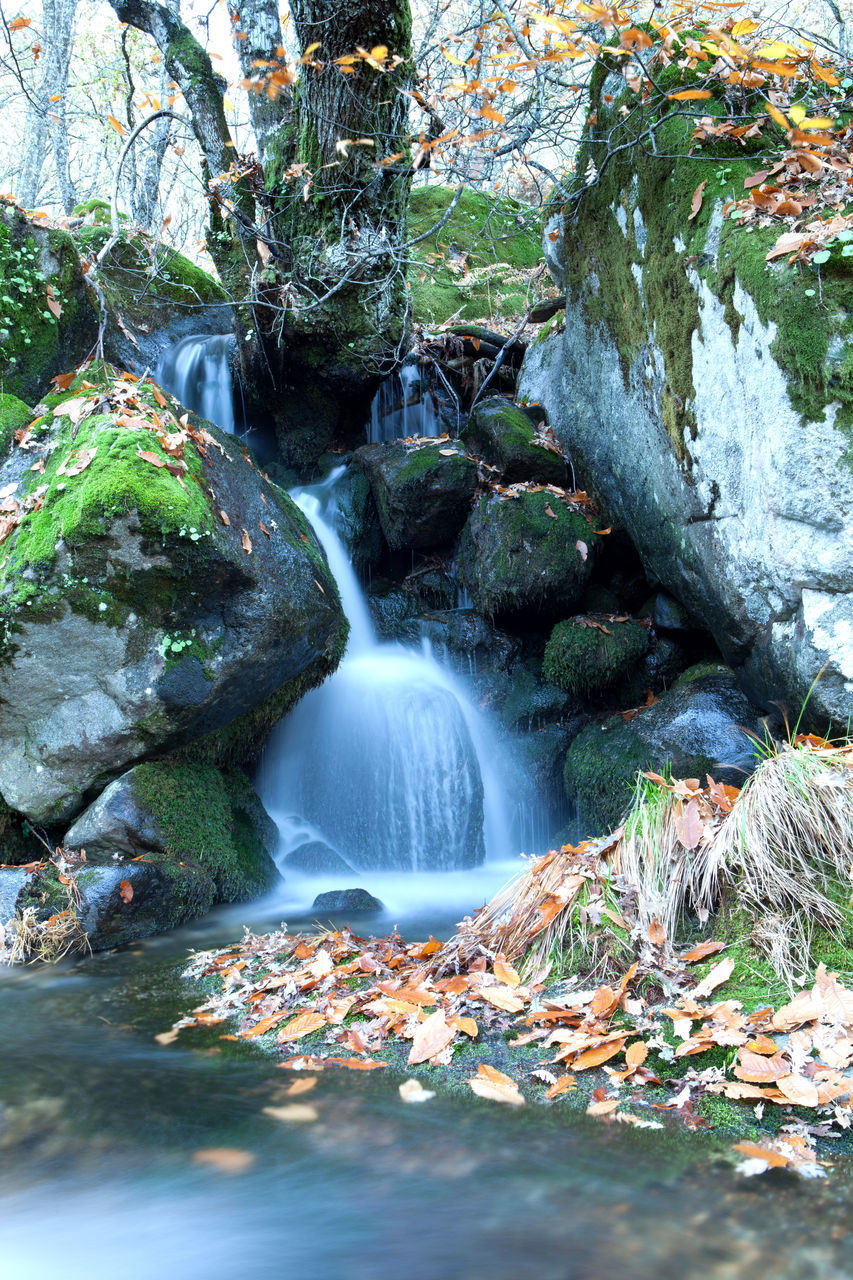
[335,461,384,572]
[0,365,347,824]
[0,393,32,455]
[563,669,765,833]
[408,186,541,327]
[458,489,597,620]
[64,760,281,906]
[543,616,649,696]
[354,439,477,551]
[0,200,97,403]
[461,395,568,486]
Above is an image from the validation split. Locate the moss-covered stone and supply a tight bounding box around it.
[0,393,32,455]
[355,439,477,551]
[461,395,568,485]
[458,489,597,620]
[0,200,97,403]
[544,616,649,697]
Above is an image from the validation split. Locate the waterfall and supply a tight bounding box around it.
[154,334,239,435]
[368,362,441,443]
[257,468,513,873]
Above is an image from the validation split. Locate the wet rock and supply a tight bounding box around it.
[0,372,347,824]
[563,665,767,833]
[458,490,597,620]
[74,861,216,951]
[543,616,650,696]
[641,592,692,632]
[461,396,568,486]
[283,842,353,875]
[335,463,384,573]
[64,761,281,903]
[354,440,477,551]
[0,868,29,926]
[312,888,384,914]
[418,610,521,676]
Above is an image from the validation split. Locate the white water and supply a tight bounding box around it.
[368,362,441,442]
[257,468,514,874]
[155,334,239,434]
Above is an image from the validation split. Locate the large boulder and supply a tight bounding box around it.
[563,666,767,833]
[518,81,853,727]
[0,367,347,824]
[0,200,96,404]
[461,396,568,486]
[543,616,650,697]
[354,440,477,551]
[458,488,598,619]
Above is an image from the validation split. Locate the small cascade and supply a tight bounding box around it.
[257,468,513,873]
[368,362,441,442]
[155,334,239,435]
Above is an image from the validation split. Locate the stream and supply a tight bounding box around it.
[0,337,851,1278]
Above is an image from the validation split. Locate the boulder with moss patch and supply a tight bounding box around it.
[0,366,348,824]
[518,73,853,726]
[0,200,96,403]
[563,666,766,833]
[543,616,650,696]
[354,440,477,551]
[458,489,597,620]
[461,396,568,486]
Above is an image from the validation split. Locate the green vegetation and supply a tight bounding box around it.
[408,186,541,326]
[544,617,649,696]
[0,393,32,454]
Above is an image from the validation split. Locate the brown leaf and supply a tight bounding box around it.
[479,985,525,1013]
[152,384,168,408]
[408,1008,455,1064]
[648,918,666,947]
[674,797,704,850]
[688,179,706,221]
[545,1074,576,1098]
[241,528,253,554]
[587,1097,619,1116]
[682,939,725,964]
[193,1148,255,1174]
[777,1074,819,1107]
[571,1039,626,1071]
[544,502,557,519]
[137,449,166,469]
[493,957,521,987]
[467,1063,525,1106]
[733,1141,789,1168]
[625,1041,648,1068]
[45,285,62,319]
[262,1104,318,1124]
[259,521,271,538]
[285,1077,317,1096]
[57,447,97,477]
[734,1050,789,1083]
[219,509,230,526]
[277,1010,327,1043]
[118,879,133,904]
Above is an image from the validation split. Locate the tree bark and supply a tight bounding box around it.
[16,0,78,212]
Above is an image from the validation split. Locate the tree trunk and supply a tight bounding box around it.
[16,0,78,213]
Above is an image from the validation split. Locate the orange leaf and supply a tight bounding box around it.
[7,16,31,30]
[692,955,735,998]
[107,113,126,136]
[667,89,713,100]
[118,879,133,903]
[277,1010,327,1042]
[733,1141,789,1168]
[480,985,525,1013]
[734,1050,789,1083]
[689,179,706,221]
[777,1074,819,1107]
[648,917,666,947]
[493,957,520,987]
[450,1016,478,1038]
[545,1074,576,1098]
[571,1039,626,1071]
[241,528,253,554]
[467,1063,525,1105]
[625,1041,648,1068]
[682,939,725,963]
[408,1008,455,1064]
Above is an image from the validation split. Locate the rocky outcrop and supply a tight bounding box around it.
[354,440,477,551]
[459,488,598,619]
[0,200,96,404]
[519,77,853,728]
[0,368,348,824]
[563,666,767,833]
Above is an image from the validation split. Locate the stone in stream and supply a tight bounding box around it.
[563,665,768,833]
[458,489,598,621]
[353,440,477,552]
[0,371,348,825]
[312,888,384,915]
[461,395,569,487]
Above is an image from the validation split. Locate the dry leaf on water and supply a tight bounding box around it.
[399,1079,436,1103]
[262,1104,319,1124]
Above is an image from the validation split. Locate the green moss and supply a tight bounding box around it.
[408,186,541,326]
[130,760,278,902]
[544,617,649,696]
[564,716,651,834]
[77,229,227,327]
[0,392,32,454]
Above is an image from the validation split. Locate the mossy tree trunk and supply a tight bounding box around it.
[108,0,414,470]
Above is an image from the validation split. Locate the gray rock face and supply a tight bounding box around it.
[283,842,353,875]
[354,440,478,551]
[312,888,384,914]
[74,862,214,951]
[0,868,30,926]
[0,384,347,824]
[563,667,767,832]
[520,201,853,726]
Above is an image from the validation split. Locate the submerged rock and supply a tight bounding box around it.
[461,396,568,486]
[354,440,477,551]
[312,888,384,914]
[458,489,597,620]
[563,665,767,833]
[0,369,347,824]
[64,760,281,903]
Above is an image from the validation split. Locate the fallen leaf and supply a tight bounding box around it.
[262,1104,318,1124]
[277,1010,327,1043]
[545,1074,576,1099]
[683,940,726,964]
[408,1008,455,1064]
[693,956,735,999]
[241,528,252,554]
[467,1063,525,1106]
[689,179,707,221]
[219,509,231,526]
[493,957,520,987]
[777,1074,820,1107]
[154,1028,179,1045]
[733,1141,789,1169]
[587,1097,619,1116]
[118,879,133,904]
[285,1077,317,1096]
[625,1041,648,1068]
[576,539,588,561]
[648,918,666,947]
[571,1039,627,1071]
[193,1148,255,1174]
[399,1078,436,1103]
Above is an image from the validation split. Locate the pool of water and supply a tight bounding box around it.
[1,882,852,1280]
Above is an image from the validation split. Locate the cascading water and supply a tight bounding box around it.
[155,334,241,435]
[257,468,513,874]
[368,362,441,442]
